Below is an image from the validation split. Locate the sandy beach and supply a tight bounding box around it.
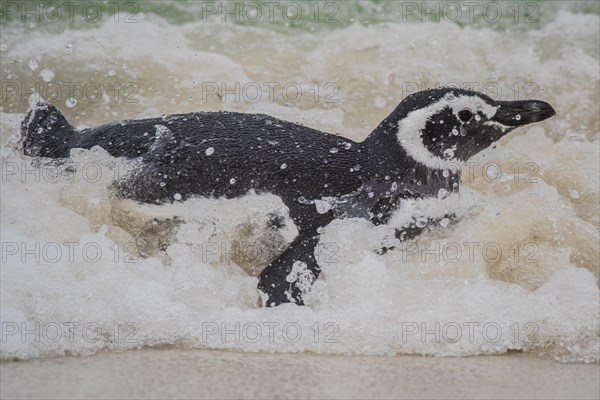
[1,348,599,399]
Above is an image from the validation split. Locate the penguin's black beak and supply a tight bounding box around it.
[492,100,556,126]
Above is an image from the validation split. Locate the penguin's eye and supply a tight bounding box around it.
[458,110,474,122]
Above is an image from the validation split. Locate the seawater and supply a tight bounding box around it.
[0,1,598,362]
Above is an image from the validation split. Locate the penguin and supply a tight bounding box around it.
[19,88,556,307]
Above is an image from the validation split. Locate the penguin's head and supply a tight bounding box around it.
[395,88,556,168]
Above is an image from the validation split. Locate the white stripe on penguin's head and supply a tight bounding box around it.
[397,93,499,169]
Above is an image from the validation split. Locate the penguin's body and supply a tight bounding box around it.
[20,88,555,306]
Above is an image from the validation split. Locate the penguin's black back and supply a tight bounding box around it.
[72,111,365,204]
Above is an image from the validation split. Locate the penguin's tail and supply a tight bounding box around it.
[20,94,76,158]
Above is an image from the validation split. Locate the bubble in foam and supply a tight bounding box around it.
[65,98,77,108]
[415,216,428,228]
[39,68,54,82]
[28,59,38,71]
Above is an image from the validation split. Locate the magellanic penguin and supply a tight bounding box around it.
[19,88,556,306]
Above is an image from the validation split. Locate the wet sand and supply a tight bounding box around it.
[1,349,598,399]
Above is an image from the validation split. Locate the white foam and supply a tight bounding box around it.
[1,10,598,362]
